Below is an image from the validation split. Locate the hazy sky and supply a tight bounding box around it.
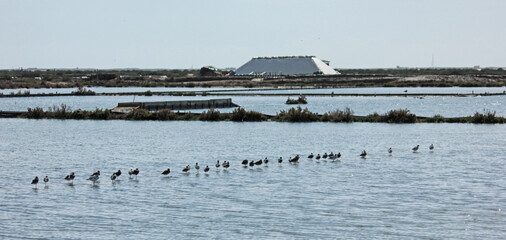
[1,0,505,69]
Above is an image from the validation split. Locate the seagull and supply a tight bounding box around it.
[278,157,283,163]
[110,173,117,181]
[162,168,171,175]
[263,157,269,164]
[182,165,190,172]
[412,145,420,152]
[429,144,434,151]
[114,170,122,177]
[308,153,314,158]
[216,160,220,168]
[315,154,321,160]
[293,155,300,161]
[249,160,255,167]
[195,162,200,171]
[337,152,341,158]
[242,159,249,165]
[329,152,335,158]
[289,157,298,163]
[255,159,263,165]
[323,153,328,159]
[31,176,39,186]
[360,150,367,158]
[43,176,49,185]
[64,172,75,183]
[388,148,393,154]
[223,161,230,168]
[204,165,210,172]
[128,169,134,177]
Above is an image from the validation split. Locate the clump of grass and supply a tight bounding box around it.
[275,106,319,122]
[286,95,308,104]
[144,90,153,96]
[324,107,354,122]
[470,110,505,123]
[384,109,417,123]
[231,107,263,121]
[88,108,112,120]
[426,114,445,123]
[364,112,381,122]
[199,108,221,121]
[24,107,45,119]
[126,109,152,120]
[154,109,177,120]
[48,104,72,119]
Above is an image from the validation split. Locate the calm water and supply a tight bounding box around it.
[0,87,248,95]
[216,86,506,95]
[0,119,505,239]
[1,86,505,95]
[0,94,504,117]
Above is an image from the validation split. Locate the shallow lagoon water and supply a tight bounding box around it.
[0,119,505,239]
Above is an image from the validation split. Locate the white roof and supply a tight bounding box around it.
[235,56,339,75]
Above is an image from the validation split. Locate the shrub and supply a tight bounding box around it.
[231,107,263,121]
[127,109,152,120]
[199,108,221,121]
[427,114,445,123]
[364,112,381,122]
[155,109,177,120]
[275,106,319,122]
[286,95,307,104]
[385,109,417,123]
[24,107,45,119]
[327,107,354,122]
[48,104,72,119]
[144,90,153,96]
[471,110,505,123]
[89,108,111,120]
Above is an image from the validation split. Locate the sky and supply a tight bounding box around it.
[0,0,505,69]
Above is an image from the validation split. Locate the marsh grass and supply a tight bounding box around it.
[286,95,307,104]
[16,106,504,124]
[275,106,319,122]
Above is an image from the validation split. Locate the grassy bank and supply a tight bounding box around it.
[17,105,504,124]
[1,68,505,89]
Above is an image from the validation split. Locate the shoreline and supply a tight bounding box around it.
[1,89,505,98]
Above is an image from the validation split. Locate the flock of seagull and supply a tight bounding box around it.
[30,144,435,187]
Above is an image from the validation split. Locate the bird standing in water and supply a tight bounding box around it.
[360,150,367,158]
[31,176,39,187]
[412,145,419,152]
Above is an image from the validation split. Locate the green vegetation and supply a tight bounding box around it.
[17,106,504,124]
[321,107,354,122]
[470,110,504,123]
[231,107,264,122]
[274,106,319,122]
[286,95,308,104]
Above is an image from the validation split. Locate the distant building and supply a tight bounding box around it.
[235,56,339,76]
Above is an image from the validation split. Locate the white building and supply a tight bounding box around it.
[235,56,339,76]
